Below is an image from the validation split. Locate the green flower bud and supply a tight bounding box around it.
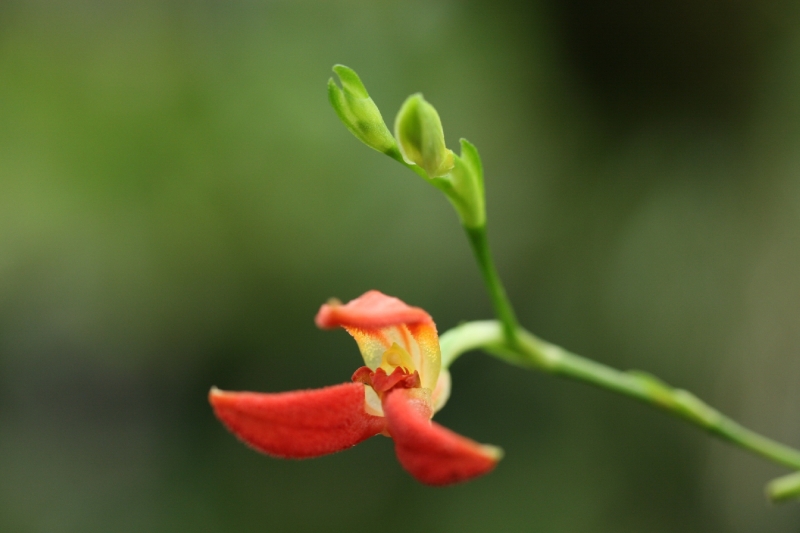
[394,94,454,178]
[328,65,396,155]
[446,139,485,228]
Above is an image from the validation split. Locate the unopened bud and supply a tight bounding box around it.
[328,65,396,154]
[394,94,454,178]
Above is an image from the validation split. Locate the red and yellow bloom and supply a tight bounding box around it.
[209,290,501,485]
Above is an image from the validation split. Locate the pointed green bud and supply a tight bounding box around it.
[328,65,397,155]
[439,139,485,228]
[394,94,454,178]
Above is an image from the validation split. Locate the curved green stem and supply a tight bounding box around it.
[464,226,521,348]
[440,321,800,495]
[454,216,800,499]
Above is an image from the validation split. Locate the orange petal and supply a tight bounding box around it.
[315,290,432,329]
[383,388,502,486]
[209,383,386,458]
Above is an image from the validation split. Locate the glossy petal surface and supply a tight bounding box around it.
[383,388,502,486]
[210,383,386,458]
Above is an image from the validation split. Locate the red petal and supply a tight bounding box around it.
[383,389,502,486]
[351,366,374,385]
[209,383,386,458]
[315,290,432,329]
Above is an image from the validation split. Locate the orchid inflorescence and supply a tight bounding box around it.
[211,65,800,499]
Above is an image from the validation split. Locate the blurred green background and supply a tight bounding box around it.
[2,0,800,531]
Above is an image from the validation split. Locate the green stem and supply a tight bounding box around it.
[464,226,521,348]
[767,471,800,502]
[440,321,800,475]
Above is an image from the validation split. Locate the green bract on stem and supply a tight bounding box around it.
[328,64,800,503]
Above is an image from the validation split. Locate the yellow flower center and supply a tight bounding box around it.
[378,343,416,375]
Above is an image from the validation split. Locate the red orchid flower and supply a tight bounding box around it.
[209,290,502,485]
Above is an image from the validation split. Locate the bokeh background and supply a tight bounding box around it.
[2,0,800,531]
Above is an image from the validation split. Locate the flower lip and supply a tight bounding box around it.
[315,290,432,330]
[352,365,421,393]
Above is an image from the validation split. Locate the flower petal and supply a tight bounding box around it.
[316,291,441,389]
[209,383,386,458]
[431,368,451,413]
[406,321,440,390]
[315,290,432,329]
[383,388,502,486]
